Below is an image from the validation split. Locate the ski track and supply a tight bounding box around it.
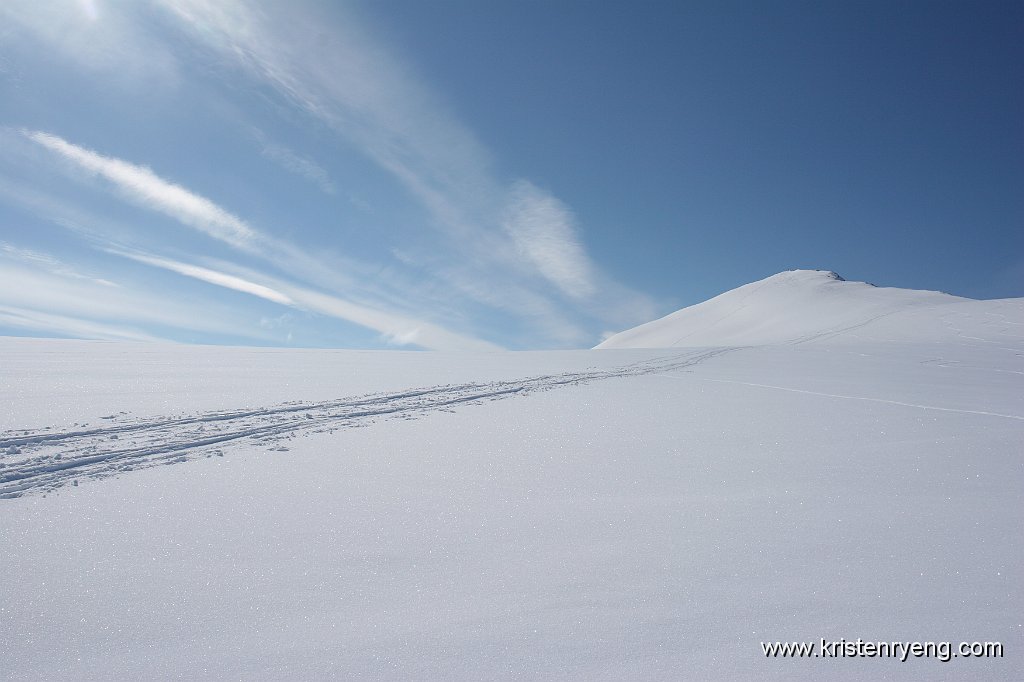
[653,374,1024,422]
[0,349,731,499]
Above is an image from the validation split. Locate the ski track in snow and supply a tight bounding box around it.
[0,348,731,499]
[653,374,1024,421]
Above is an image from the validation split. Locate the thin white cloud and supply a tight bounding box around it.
[282,284,501,352]
[1,241,118,287]
[24,130,257,248]
[113,250,294,305]
[502,180,597,299]
[5,1,663,348]
[262,143,335,195]
[251,129,335,195]
[2,143,504,349]
[0,261,275,342]
[156,0,609,304]
[1,0,180,86]
[77,0,99,22]
[0,305,161,342]
[105,248,503,351]
[383,327,421,347]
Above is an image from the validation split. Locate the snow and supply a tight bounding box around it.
[1,273,1022,679]
[595,269,1020,349]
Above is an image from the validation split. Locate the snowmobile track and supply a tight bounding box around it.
[0,349,731,498]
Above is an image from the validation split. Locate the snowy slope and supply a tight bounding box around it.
[596,269,1021,348]
[1,303,1022,679]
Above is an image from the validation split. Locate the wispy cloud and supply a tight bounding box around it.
[106,248,503,351]
[1,0,179,86]
[1,241,117,287]
[3,142,503,349]
[280,284,502,351]
[156,1,615,306]
[24,130,257,248]
[0,260,273,342]
[0,305,161,342]
[502,180,597,299]
[3,1,661,349]
[251,128,335,195]
[113,250,294,305]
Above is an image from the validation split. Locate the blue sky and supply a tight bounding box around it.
[1,0,1021,350]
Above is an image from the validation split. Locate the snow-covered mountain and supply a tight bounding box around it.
[597,269,1020,349]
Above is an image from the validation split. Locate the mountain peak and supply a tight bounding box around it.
[596,270,977,349]
[764,268,846,282]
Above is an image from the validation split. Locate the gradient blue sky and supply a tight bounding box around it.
[1,0,1021,349]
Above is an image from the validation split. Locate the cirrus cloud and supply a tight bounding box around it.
[25,130,257,249]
